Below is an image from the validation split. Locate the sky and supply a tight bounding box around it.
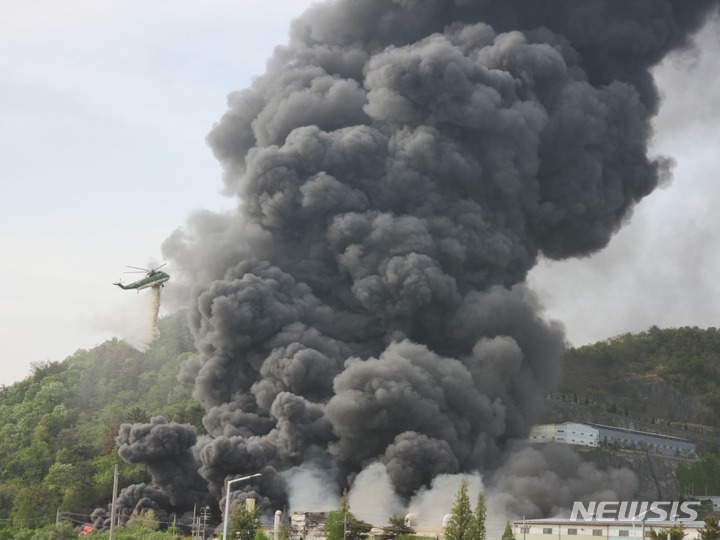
[1,1,718,386]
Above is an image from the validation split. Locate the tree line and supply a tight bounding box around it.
[3,317,720,537]
[562,326,720,426]
[0,313,200,538]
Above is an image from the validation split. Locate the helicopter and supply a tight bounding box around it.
[114,264,170,291]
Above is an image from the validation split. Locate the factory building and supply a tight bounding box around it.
[586,423,696,457]
[528,422,696,457]
[528,423,599,447]
[513,518,705,540]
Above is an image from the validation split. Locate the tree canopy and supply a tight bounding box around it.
[501,521,515,540]
[699,516,720,540]
[0,312,198,536]
[563,326,720,424]
[230,506,262,540]
[325,490,372,540]
[381,515,415,540]
[444,480,484,540]
[649,524,686,540]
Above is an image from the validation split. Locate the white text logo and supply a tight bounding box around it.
[569,501,700,522]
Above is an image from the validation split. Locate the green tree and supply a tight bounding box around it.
[43,460,88,510]
[127,508,160,531]
[470,491,486,540]
[325,490,372,540]
[444,480,478,540]
[381,515,415,539]
[501,521,516,540]
[230,506,262,540]
[0,311,200,527]
[678,455,720,495]
[699,516,720,540]
[10,522,77,540]
[86,528,181,539]
[124,406,149,424]
[325,507,345,540]
[11,484,57,527]
[649,524,686,540]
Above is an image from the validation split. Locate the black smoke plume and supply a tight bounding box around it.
[115,417,209,509]
[90,418,213,530]
[106,0,718,526]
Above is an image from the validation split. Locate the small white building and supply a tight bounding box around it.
[529,423,599,447]
[513,517,705,540]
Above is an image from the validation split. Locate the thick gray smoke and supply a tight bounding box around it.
[91,418,212,529]
[107,0,718,527]
[115,417,209,508]
[489,443,640,518]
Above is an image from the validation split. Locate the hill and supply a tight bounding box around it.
[2,322,720,533]
[0,311,200,530]
[545,325,720,498]
[557,325,720,429]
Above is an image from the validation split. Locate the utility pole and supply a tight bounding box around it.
[109,465,119,540]
[201,506,211,540]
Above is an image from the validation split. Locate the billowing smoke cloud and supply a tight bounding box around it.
[348,462,405,525]
[116,417,208,506]
[118,419,211,520]
[91,417,212,530]
[488,443,639,518]
[107,0,718,528]
[406,471,485,530]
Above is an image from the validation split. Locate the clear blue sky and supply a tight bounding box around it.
[1,2,718,385]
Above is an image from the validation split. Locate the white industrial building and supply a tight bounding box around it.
[513,518,705,540]
[586,423,697,457]
[529,422,599,447]
[528,422,696,457]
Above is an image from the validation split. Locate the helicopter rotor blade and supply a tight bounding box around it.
[153,263,167,272]
[126,265,150,272]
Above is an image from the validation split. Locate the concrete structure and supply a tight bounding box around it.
[586,423,696,457]
[290,512,329,540]
[513,518,705,540]
[288,510,447,540]
[529,423,599,447]
[528,422,696,457]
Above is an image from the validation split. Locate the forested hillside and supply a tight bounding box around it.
[0,312,200,533]
[560,326,720,427]
[555,326,720,497]
[3,322,720,535]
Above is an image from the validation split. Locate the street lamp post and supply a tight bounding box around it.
[222,473,262,540]
[632,508,651,540]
